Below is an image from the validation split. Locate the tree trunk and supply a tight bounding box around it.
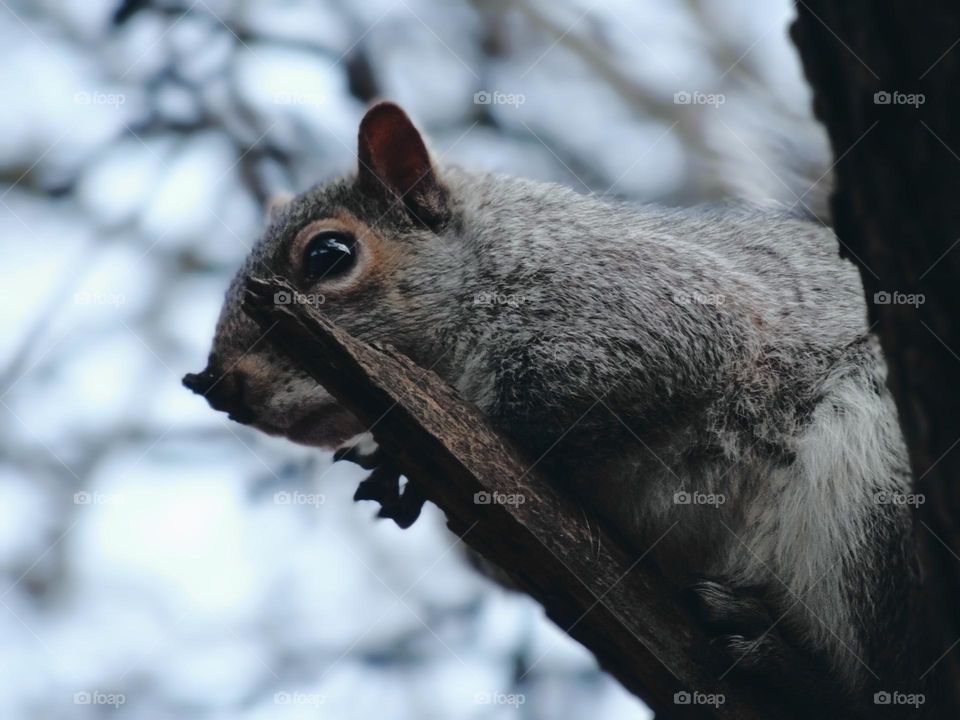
[791,2,960,714]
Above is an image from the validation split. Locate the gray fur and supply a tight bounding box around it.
[196,111,919,707]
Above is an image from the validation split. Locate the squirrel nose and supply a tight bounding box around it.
[182,366,254,424]
[182,368,215,394]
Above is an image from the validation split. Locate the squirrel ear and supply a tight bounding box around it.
[357,102,449,228]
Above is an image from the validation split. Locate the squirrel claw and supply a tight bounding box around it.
[353,478,384,502]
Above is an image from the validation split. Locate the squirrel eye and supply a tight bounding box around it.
[302,231,357,282]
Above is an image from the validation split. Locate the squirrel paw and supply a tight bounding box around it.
[690,578,862,718]
[337,451,426,529]
[689,578,788,674]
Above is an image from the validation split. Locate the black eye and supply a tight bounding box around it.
[302,231,357,282]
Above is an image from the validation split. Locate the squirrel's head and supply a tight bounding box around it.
[183,102,468,448]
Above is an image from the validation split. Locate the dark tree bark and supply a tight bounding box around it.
[791,2,960,714]
[241,276,804,720]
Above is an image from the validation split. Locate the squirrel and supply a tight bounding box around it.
[184,102,925,716]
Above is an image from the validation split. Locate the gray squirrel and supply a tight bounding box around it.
[184,102,925,716]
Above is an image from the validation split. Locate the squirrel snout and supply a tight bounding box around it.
[182,367,254,424]
[182,370,213,394]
